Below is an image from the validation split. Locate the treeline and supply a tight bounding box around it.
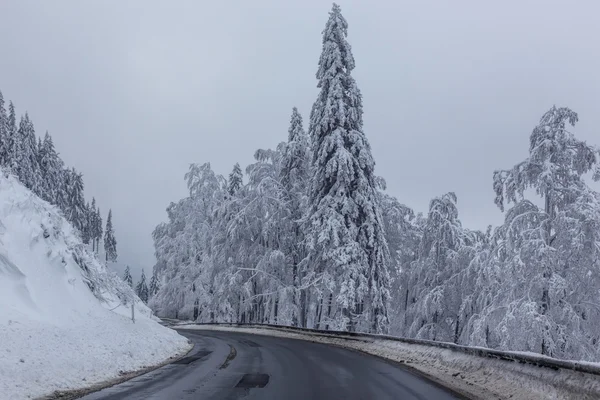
[0,89,117,261]
[122,266,159,304]
[150,4,600,362]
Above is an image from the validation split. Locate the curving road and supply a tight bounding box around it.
[81,329,461,400]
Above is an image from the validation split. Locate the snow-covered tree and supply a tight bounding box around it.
[278,107,310,326]
[95,206,103,253]
[306,3,390,333]
[104,209,117,263]
[123,266,133,288]
[37,132,64,204]
[149,269,160,298]
[89,198,98,251]
[15,113,41,191]
[62,168,86,233]
[6,102,19,174]
[82,201,92,244]
[472,106,600,359]
[136,269,149,303]
[227,163,243,196]
[0,91,9,167]
[401,193,481,342]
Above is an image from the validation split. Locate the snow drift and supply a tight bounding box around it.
[0,172,190,400]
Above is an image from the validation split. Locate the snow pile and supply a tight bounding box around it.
[0,172,190,400]
[178,324,600,400]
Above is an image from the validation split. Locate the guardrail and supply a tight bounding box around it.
[176,321,600,377]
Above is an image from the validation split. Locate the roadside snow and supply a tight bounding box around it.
[0,173,190,400]
[178,324,600,400]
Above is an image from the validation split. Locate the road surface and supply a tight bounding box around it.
[81,329,461,400]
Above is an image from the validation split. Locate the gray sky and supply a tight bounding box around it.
[1,1,599,280]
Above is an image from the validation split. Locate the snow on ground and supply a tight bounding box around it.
[178,324,600,400]
[0,173,191,400]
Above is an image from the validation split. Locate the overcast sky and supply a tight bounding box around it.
[1,1,599,280]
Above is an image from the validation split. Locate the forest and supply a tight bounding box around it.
[148,4,600,363]
[0,90,118,262]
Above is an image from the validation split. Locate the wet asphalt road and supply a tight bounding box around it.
[80,329,460,400]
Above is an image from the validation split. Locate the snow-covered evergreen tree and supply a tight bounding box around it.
[227,163,243,196]
[279,107,310,326]
[136,269,149,303]
[104,209,117,263]
[123,266,133,288]
[6,102,19,174]
[82,201,92,244]
[149,270,160,298]
[89,198,98,251]
[62,168,86,233]
[96,207,103,253]
[15,113,41,191]
[37,132,64,204]
[306,3,390,333]
[0,91,8,167]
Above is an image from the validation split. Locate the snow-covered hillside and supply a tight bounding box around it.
[0,172,190,400]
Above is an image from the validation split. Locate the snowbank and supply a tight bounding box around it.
[0,173,191,400]
[178,324,600,400]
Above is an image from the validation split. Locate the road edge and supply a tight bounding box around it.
[36,340,195,400]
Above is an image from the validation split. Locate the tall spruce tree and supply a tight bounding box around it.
[227,163,243,196]
[306,3,390,333]
[123,266,133,288]
[136,269,149,303]
[104,209,117,262]
[279,107,310,326]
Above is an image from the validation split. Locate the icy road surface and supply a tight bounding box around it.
[81,329,460,400]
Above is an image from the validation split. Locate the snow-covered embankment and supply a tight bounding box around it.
[0,173,191,399]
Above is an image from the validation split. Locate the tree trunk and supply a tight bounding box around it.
[541,189,552,355]
[325,293,333,330]
[291,261,298,326]
[454,317,460,344]
[300,289,307,327]
[316,297,323,329]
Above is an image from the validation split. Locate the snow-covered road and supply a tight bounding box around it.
[80,329,460,400]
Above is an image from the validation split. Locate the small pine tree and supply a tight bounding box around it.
[104,209,117,262]
[123,266,133,288]
[89,198,97,251]
[63,168,86,233]
[227,163,243,195]
[38,132,64,204]
[136,269,149,303]
[0,91,9,167]
[95,207,103,254]
[7,102,18,174]
[82,201,92,244]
